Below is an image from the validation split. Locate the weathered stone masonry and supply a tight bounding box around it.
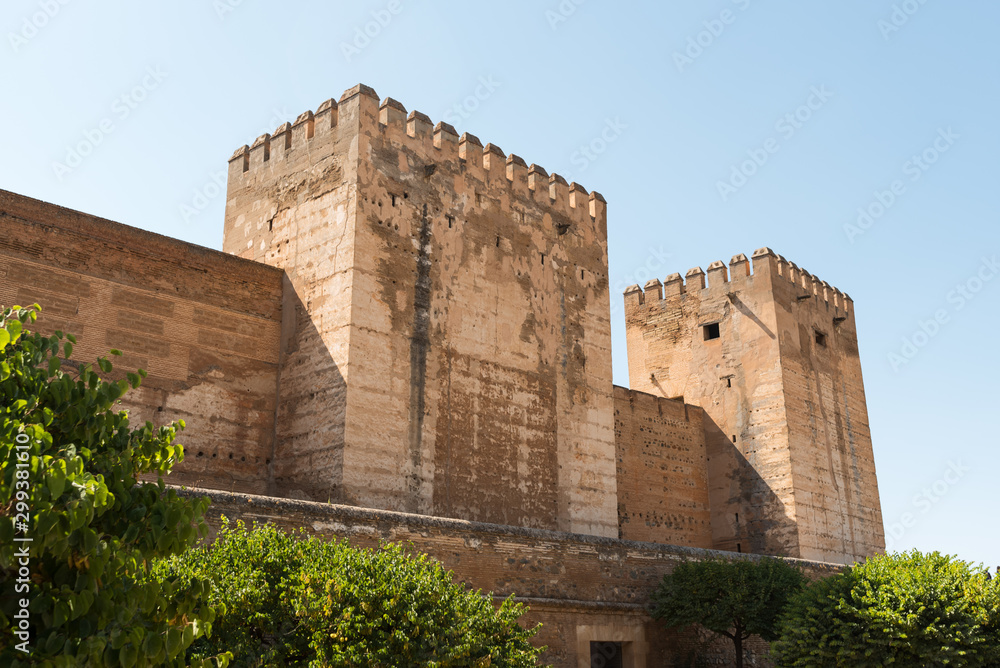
[0,82,884,666]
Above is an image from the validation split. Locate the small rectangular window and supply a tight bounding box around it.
[815,331,827,347]
[703,323,721,341]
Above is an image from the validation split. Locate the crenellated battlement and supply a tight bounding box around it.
[623,247,852,315]
[227,83,606,230]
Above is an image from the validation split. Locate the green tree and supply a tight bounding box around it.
[155,518,547,667]
[0,305,226,667]
[771,550,1000,668]
[651,556,806,668]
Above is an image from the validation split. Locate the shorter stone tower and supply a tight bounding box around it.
[623,248,883,564]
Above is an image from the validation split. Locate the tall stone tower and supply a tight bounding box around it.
[623,248,883,563]
[222,84,618,538]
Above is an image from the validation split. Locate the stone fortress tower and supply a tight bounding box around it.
[0,81,886,665]
[0,82,883,572]
[223,85,618,538]
[623,250,883,564]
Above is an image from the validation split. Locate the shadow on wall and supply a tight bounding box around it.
[704,418,798,558]
[269,273,348,504]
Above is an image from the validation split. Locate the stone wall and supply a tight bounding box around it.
[223,92,356,503]
[186,487,842,668]
[0,190,284,494]
[613,387,713,548]
[763,252,884,563]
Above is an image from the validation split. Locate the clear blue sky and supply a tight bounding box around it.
[2,1,997,566]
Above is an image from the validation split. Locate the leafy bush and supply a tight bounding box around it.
[155,518,546,667]
[0,305,225,666]
[771,550,1000,667]
[651,556,806,668]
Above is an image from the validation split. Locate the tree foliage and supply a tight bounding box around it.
[651,556,806,668]
[0,305,225,667]
[771,550,1000,667]
[154,518,547,667]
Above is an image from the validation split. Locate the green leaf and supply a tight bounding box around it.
[47,461,67,499]
[6,318,22,342]
[120,643,138,668]
[165,628,182,659]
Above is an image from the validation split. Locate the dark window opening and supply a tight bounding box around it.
[541,253,546,265]
[732,435,736,443]
[735,513,739,524]
[590,642,623,668]
[390,194,396,207]
[703,323,721,341]
[446,215,454,229]
[403,191,409,199]
[496,236,500,248]
[815,330,827,347]
[267,219,273,231]
[581,269,585,279]
[737,543,742,553]
[727,378,732,388]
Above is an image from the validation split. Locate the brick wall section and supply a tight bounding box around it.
[184,487,842,668]
[613,386,713,548]
[0,190,284,493]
